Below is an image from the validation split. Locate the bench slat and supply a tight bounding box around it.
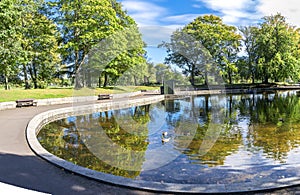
[16,99,37,107]
[98,94,112,100]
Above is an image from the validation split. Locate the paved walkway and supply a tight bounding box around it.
[1,102,300,194]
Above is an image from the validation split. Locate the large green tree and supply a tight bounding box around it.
[184,15,242,84]
[255,13,300,83]
[160,29,212,86]
[21,1,61,89]
[238,26,260,83]
[86,23,146,88]
[49,0,137,88]
[161,15,241,85]
[101,24,146,87]
[0,0,23,90]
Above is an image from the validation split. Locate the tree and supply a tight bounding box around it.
[160,30,212,86]
[21,2,61,89]
[85,23,146,88]
[155,63,171,84]
[255,13,300,83]
[184,15,242,84]
[0,0,23,90]
[101,24,146,87]
[239,26,260,83]
[49,0,136,88]
[143,61,156,85]
[161,15,241,85]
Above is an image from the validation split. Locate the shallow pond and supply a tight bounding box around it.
[38,90,300,184]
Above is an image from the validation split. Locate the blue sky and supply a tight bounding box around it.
[118,0,300,64]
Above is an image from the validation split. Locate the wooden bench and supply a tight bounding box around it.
[16,99,37,108]
[97,94,112,100]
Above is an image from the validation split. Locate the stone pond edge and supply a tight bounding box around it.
[22,91,300,193]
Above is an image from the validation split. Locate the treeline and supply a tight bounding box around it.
[1,1,299,90]
[0,0,151,90]
[161,14,300,85]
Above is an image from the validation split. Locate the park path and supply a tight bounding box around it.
[0,103,155,195]
[0,101,300,195]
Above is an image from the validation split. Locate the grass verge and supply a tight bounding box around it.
[0,86,159,102]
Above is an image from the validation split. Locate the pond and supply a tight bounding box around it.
[38,90,300,185]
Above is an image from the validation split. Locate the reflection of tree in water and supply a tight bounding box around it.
[171,92,300,166]
[241,91,300,162]
[172,95,243,167]
[38,91,300,173]
[98,105,150,151]
[185,124,242,166]
[38,105,151,178]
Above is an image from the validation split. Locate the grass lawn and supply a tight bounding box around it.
[0,86,159,102]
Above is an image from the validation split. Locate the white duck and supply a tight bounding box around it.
[161,131,170,143]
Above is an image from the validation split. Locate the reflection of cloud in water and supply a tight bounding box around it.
[147,106,167,136]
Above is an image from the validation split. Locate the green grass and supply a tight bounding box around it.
[0,86,159,102]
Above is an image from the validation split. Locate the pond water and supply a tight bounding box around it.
[38,90,300,185]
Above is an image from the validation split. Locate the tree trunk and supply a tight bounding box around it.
[28,65,38,89]
[22,64,30,89]
[33,62,38,88]
[144,76,149,85]
[263,75,269,84]
[98,75,101,88]
[263,67,269,84]
[251,72,255,84]
[74,76,82,89]
[134,76,138,86]
[4,74,9,90]
[86,69,92,88]
[228,69,232,84]
[103,73,108,87]
[33,78,38,89]
[204,70,208,86]
[190,64,195,86]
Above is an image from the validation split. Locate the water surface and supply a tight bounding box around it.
[38,90,300,184]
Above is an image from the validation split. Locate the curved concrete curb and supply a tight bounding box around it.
[0,101,17,111]
[26,95,300,193]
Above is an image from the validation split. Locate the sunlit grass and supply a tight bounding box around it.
[0,86,159,102]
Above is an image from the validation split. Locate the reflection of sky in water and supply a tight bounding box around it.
[39,90,300,184]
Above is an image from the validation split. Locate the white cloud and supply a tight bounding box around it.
[198,0,253,11]
[121,0,167,26]
[195,0,300,27]
[163,14,200,24]
[120,0,173,55]
[192,4,202,9]
[120,0,188,53]
[139,25,181,47]
[257,0,300,27]
[195,0,260,26]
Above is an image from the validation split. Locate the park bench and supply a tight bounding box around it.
[16,99,37,108]
[97,94,112,100]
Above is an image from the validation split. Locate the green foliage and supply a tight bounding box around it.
[0,0,23,89]
[243,14,300,84]
[161,15,242,85]
[21,2,61,89]
[160,29,213,85]
[184,15,242,84]
[1,2,300,91]
[49,0,146,88]
[86,23,146,87]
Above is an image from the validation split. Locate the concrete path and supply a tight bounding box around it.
[0,103,300,194]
